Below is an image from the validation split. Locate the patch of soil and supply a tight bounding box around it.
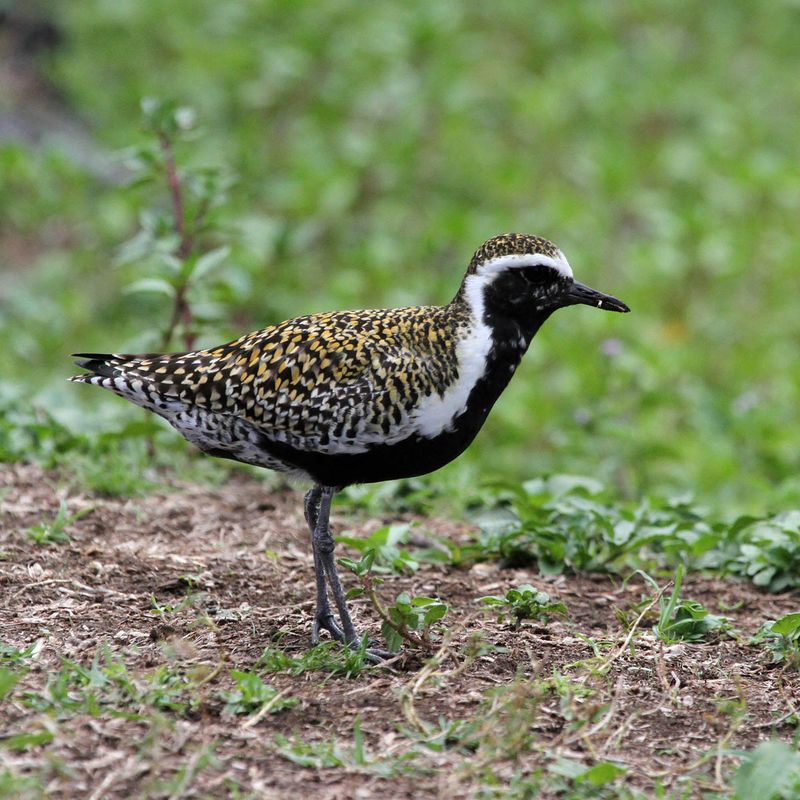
[1,462,798,798]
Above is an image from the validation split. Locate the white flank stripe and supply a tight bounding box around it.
[410,273,494,438]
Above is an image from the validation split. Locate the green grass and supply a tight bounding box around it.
[257,641,375,680]
[651,565,734,644]
[24,500,92,545]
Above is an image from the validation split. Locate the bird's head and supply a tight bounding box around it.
[457,233,629,330]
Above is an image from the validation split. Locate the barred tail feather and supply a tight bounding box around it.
[68,352,177,414]
[71,352,126,379]
[70,352,167,380]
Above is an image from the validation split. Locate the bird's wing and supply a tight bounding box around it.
[74,307,461,455]
[237,308,460,454]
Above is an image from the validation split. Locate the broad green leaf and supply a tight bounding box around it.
[734,741,800,800]
[191,246,232,282]
[772,613,800,637]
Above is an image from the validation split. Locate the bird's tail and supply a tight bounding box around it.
[69,352,165,384]
[69,351,182,413]
[70,352,128,382]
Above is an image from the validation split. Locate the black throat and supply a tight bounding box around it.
[457,279,557,434]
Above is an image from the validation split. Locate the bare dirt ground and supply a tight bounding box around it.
[1,462,798,798]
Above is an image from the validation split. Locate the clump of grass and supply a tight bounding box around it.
[25,500,92,545]
[218,670,296,716]
[18,646,214,719]
[258,640,372,679]
[0,667,24,701]
[274,717,410,777]
[0,641,41,666]
[0,768,43,799]
[652,566,733,644]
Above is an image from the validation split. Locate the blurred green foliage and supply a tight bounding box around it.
[751,612,800,668]
[461,477,800,591]
[2,0,800,509]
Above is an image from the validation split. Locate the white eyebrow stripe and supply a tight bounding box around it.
[476,252,573,279]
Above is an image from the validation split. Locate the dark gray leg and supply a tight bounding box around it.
[304,485,344,644]
[308,485,392,661]
[312,486,361,645]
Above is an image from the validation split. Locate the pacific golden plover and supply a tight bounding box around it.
[71,233,629,653]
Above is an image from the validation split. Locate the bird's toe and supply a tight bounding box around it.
[311,613,346,645]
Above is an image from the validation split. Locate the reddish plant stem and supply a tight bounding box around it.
[181,300,197,351]
[159,133,192,259]
[158,132,195,351]
[159,285,196,353]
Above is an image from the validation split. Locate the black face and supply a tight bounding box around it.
[480,264,629,338]
[483,266,572,319]
[486,265,628,314]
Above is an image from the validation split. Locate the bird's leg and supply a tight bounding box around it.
[310,487,393,662]
[312,486,360,646]
[304,485,345,644]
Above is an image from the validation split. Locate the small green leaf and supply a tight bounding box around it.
[480,596,505,607]
[192,247,230,281]
[381,623,403,653]
[548,757,587,779]
[579,761,627,786]
[352,717,364,765]
[423,603,448,624]
[1,729,54,751]
[124,278,176,298]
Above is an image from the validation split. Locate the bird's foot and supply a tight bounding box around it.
[346,634,395,664]
[311,612,346,645]
[311,619,395,663]
[360,644,394,664]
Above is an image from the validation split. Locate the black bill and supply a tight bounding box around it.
[564,281,630,313]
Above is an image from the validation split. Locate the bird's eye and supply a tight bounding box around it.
[518,268,549,285]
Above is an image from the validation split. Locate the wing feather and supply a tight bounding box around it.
[72,306,463,456]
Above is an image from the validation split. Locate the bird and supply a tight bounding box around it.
[70,233,629,655]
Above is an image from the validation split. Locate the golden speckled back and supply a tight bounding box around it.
[77,302,474,456]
